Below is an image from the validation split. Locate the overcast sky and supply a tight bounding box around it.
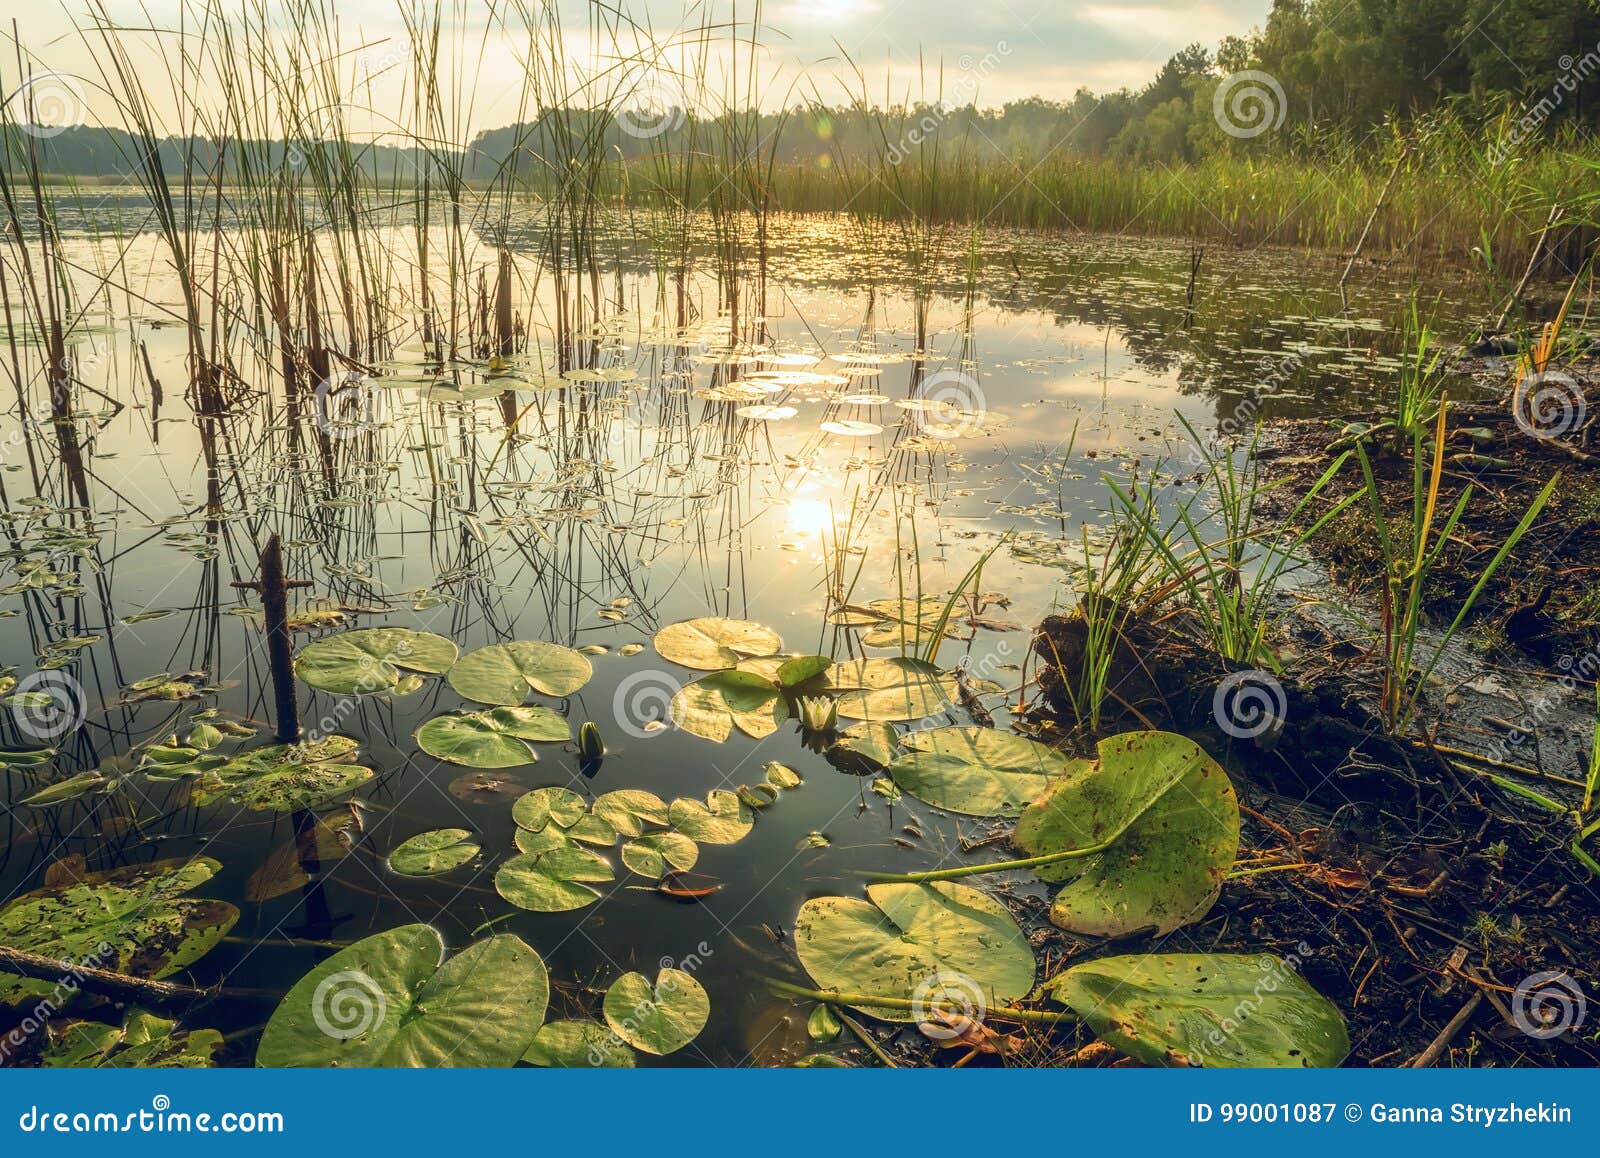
[3,0,1275,135]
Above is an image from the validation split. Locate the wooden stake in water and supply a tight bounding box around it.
[233,534,311,744]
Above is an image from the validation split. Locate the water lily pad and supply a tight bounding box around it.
[257,925,548,1067]
[1043,953,1350,1068]
[43,1011,221,1068]
[0,858,237,1006]
[620,832,699,876]
[447,770,526,804]
[888,726,1068,816]
[448,641,593,703]
[522,1019,635,1067]
[191,736,373,812]
[654,617,782,670]
[669,790,754,844]
[511,786,588,831]
[603,968,709,1055]
[388,829,479,876]
[793,881,1035,1023]
[765,762,803,789]
[592,789,669,837]
[670,670,788,742]
[496,845,615,912]
[828,721,900,772]
[831,657,958,722]
[21,770,110,807]
[294,628,458,695]
[416,706,570,768]
[1013,731,1239,936]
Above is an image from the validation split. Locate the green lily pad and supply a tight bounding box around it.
[191,736,373,812]
[522,1019,635,1067]
[592,789,669,837]
[620,832,699,876]
[0,857,238,1006]
[669,790,754,844]
[511,786,588,831]
[887,726,1068,816]
[294,628,458,695]
[257,925,549,1067]
[43,1011,222,1068]
[603,968,709,1055]
[654,617,783,670]
[1013,730,1239,936]
[669,670,788,742]
[765,762,803,789]
[448,641,592,703]
[416,706,570,768]
[1043,952,1350,1068]
[807,1003,842,1042]
[21,770,110,807]
[496,845,615,912]
[793,881,1035,1023]
[828,721,901,772]
[0,747,56,767]
[831,657,958,722]
[388,829,480,876]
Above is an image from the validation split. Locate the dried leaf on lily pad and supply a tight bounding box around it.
[1013,730,1239,936]
[522,1019,635,1068]
[669,670,788,742]
[830,657,958,722]
[257,925,548,1067]
[192,736,373,812]
[793,881,1035,1023]
[447,641,592,704]
[653,617,782,670]
[388,828,480,876]
[1043,953,1349,1068]
[293,628,458,696]
[668,789,753,844]
[887,726,1068,817]
[416,706,570,768]
[0,857,238,1006]
[603,968,709,1055]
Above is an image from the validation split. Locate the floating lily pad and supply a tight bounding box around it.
[257,925,548,1067]
[522,1019,635,1067]
[620,832,699,876]
[670,670,788,742]
[496,845,615,911]
[669,790,754,844]
[831,657,958,722]
[192,736,373,812]
[447,770,527,804]
[828,721,900,772]
[43,1011,222,1068]
[511,786,588,831]
[388,829,480,876]
[764,762,803,789]
[888,726,1068,816]
[294,628,458,696]
[793,881,1035,1023]
[1043,953,1350,1068]
[603,968,709,1055]
[592,789,669,837]
[447,641,592,703]
[21,770,110,807]
[1013,730,1240,936]
[416,706,570,768]
[0,858,237,1006]
[653,617,783,670]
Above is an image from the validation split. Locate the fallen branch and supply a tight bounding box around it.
[0,945,278,1010]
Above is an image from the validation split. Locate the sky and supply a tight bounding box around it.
[0,0,1276,136]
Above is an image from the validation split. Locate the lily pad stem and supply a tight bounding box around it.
[860,838,1113,883]
[763,978,1075,1026]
